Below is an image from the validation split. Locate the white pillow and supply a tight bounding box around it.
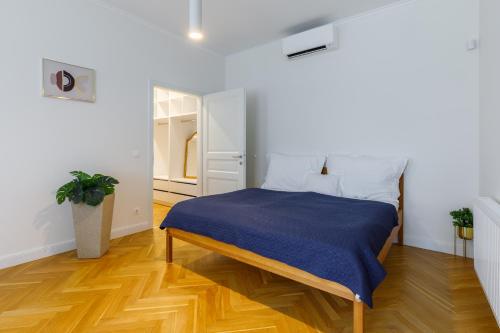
[262,153,324,192]
[301,173,343,197]
[326,153,408,208]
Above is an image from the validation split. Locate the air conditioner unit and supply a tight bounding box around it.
[282,23,338,60]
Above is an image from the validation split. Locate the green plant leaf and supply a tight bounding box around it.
[80,178,96,190]
[56,192,65,205]
[56,171,118,207]
[450,208,473,228]
[93,175,119,195]
[69,182,84,204]
[84,187,105,206]
[101,184,115,195]
[70,171,91,182]
[108,176,119,185]
[95,175,119,185]
[56,181,75,204]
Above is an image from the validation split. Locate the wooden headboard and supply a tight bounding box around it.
[398,175,404,245]
[377,174,405,262]
[399,175,404,212]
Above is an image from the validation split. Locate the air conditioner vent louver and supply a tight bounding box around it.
[282,23,338,60]
[287,45,328,59]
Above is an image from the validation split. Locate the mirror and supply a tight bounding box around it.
[184,132,197,179]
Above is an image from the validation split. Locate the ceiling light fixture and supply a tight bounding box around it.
[188,0,203,40]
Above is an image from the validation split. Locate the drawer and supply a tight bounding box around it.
[169,180,199,197]
[153,179,170,192]
[153,190,194,206]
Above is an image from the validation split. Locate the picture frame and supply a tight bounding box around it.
[42,58,96,103]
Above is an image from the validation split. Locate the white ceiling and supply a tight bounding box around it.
[101,0,403,55]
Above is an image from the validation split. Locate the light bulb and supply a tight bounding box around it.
[188,31,204,40]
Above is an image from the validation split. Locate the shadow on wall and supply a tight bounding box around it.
[246,90,268,188]
[34,203,74,246]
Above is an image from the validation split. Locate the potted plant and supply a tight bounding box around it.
[57,171,119,258]
[450,208,473,240]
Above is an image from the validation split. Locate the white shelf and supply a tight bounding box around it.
[157,100,170,107]
[155,113,197,123]
[155,99,169,119]
[169,112,197,121]
[154,117,169,125]
[170,177,197,185]
[154,175,169,181]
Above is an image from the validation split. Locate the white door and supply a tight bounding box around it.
[202,89,246,196]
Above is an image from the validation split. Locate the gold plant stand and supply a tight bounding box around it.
[454,226,473,257]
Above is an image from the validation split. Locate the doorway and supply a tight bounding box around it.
[150,84,202,226]
[148,84,247,227]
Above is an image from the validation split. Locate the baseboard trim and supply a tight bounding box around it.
[111,222,152,239]
[1,224,471,270]
[0,221,152,270]
[0,239,76,270]
[404,235,474,258]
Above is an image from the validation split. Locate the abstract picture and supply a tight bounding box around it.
[42,59,96,102]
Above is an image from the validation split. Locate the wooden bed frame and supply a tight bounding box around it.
[165,176,404,333]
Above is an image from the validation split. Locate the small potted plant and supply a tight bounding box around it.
[57,171,119,258]
[450,208,473,240]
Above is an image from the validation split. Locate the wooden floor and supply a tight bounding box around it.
[0,205,497,332]
[153,203,171,227]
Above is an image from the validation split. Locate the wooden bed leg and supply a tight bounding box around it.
[166,230,173,263]
[353,298,364,333]
[398,218,404,246]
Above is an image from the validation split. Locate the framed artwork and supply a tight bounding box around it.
[42,58,96,102]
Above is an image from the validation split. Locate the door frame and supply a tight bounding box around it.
[147,79,203,228]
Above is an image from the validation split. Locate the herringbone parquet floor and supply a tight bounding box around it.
[0,204,497,332]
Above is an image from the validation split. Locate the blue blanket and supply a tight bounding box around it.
[160,188,398,307]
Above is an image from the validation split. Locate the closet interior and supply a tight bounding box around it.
[153,86,201,206]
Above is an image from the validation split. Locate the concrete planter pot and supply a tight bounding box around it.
[71,193,115,258]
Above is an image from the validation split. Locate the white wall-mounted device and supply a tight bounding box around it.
[466,38,478,51]
[282,23,339,60]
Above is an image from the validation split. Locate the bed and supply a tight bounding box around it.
[160,176,404,333]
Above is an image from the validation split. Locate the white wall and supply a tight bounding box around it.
[0,0,225,268]
[479,0,500,202]
[226,0,479,255]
